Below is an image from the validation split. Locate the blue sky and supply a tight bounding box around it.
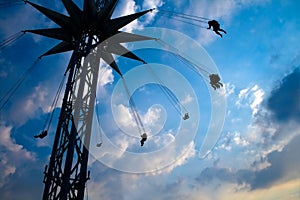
[0,0,300,199]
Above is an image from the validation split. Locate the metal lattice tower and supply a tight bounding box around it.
[24,0,154,199]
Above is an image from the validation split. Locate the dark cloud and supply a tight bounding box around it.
[195,165,255,189]
[0,159,44,200]
[267,67,300,122]
[250,134,300,190]
[247,68,300,188]
[88,161,125,200]
[196,167,237,185]
[0,113,54,200]
[195,134,300,191]
[195,69,300,191]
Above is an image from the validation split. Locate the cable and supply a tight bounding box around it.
[0,1,24,8]
[94,63,112,146]
[85,179,89,200]
[155,39,224,91]
[144,64,187,116]
[0,58,40,112]
[95,97,103,147]
[158,9,212,21]
[158,10,208,24]
[167,14,208,24]
[157,12,208,29]
[156,9,212,29]
[42,75,66,132]
[121,77,145,135]
[0,31,25,50]
[156,39,211,78]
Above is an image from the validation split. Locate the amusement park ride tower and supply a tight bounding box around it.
[24,0,154,199]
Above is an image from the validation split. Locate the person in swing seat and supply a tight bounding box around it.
[207,20,227,37]
[34,130,48,139]
[209,74,223,90]
[140,133,147,146]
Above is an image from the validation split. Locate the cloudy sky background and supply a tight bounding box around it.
[0,0,300,199]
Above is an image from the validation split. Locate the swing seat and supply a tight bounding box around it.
[183,113,189,120]
[96,143,102,147]
[141,133,147,139]
[34,130,48,139]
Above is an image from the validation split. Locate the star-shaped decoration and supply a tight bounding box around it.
[24,0,155,76]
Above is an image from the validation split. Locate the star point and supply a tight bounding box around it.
[25,0,155,76]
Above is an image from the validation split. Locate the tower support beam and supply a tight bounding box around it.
[24,1,154,199]
[43,34,100,199]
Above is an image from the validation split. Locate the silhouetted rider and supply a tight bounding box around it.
[209,74,223,90]
[140,133,147,146]
[34,130,48,139]
[207,20,227,37]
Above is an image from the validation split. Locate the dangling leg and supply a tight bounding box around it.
[219,29,227,34]
[211,83,217,90]
[140,138,147,146]
[215,31,222,37]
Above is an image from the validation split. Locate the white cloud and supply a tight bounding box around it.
[136,140,196,175]
[225,82,235,96]
[250,85,264,116]
[0,152,16,188]
[0,124,35,188]
[131,140,196,175]
[142,105,165,135]
[165,141,196,169]
[9,84,49,124]
[218,142,232,151]
[181,94,193,105]
[232,132,249,146]
[184,179,300,200]
[142,0,164,24]
[112,103,165,137]
[236,84,264,116]
[151,130,175,147]
[89,118,196,175]
[1,125,24,155]
[238,88,250,102]
[112,0,163,32]
[98,62,114,87]
[113,0,142,32]
[216,131,249,152]
[113,103,137,131]
[142,0,164,9]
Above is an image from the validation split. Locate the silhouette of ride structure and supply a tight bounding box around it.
[0,1,226,199]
